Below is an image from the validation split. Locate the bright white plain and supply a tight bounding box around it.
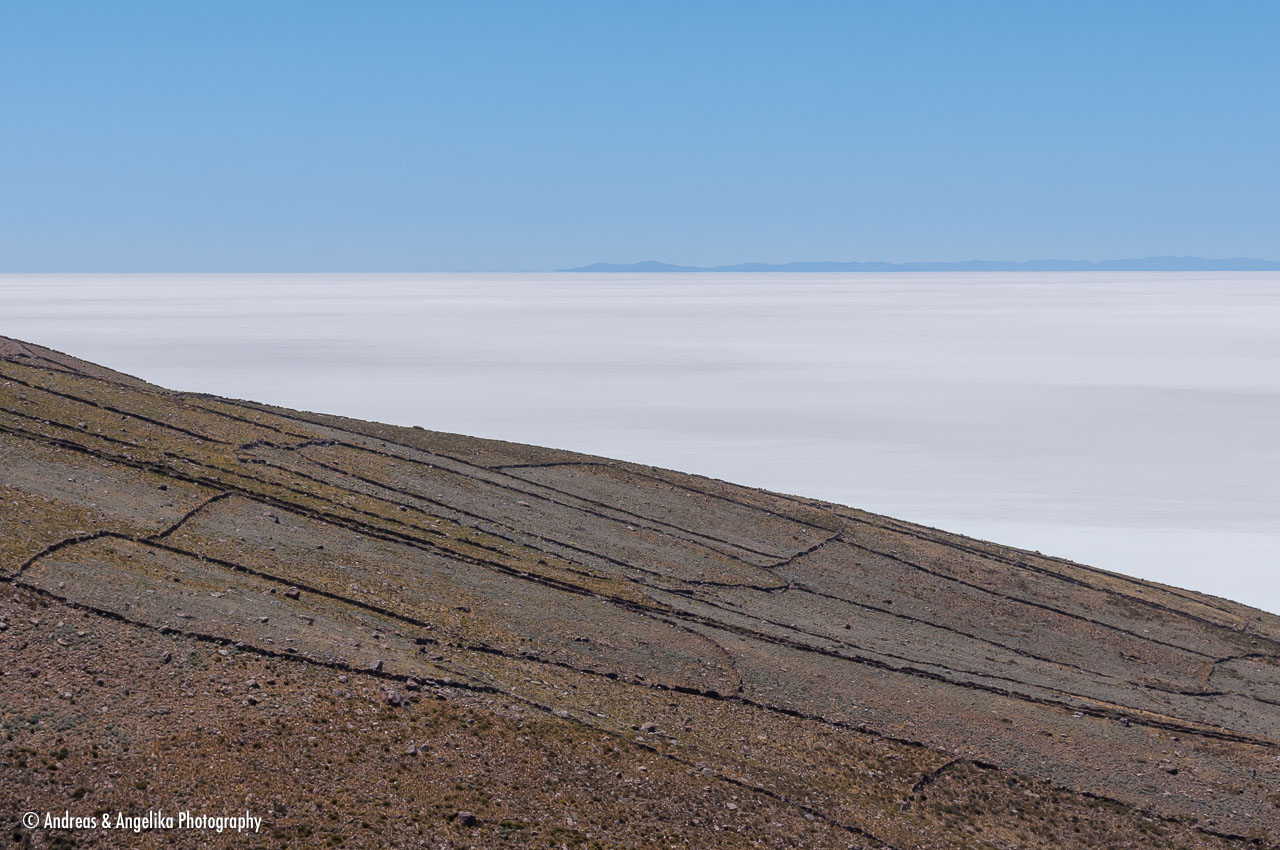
[3,272,1277,613]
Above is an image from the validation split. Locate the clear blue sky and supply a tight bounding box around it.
[2,1,1276,271]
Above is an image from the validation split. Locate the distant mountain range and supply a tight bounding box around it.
[563,257,1280,273]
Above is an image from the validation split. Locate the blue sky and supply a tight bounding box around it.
[1,1,1276,270]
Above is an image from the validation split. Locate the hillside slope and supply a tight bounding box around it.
[2,336,1277,849]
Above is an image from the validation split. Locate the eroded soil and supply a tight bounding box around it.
[2,337,1277,849]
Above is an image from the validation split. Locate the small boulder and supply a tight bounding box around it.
[284,587,300,599]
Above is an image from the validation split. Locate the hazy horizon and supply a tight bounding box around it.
[6,255,1280,275]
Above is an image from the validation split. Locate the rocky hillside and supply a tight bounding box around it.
[2,336,1277,849]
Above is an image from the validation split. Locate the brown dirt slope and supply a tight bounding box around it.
[1,336,1277,849]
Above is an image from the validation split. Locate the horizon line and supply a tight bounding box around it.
[3,255,1280,275]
